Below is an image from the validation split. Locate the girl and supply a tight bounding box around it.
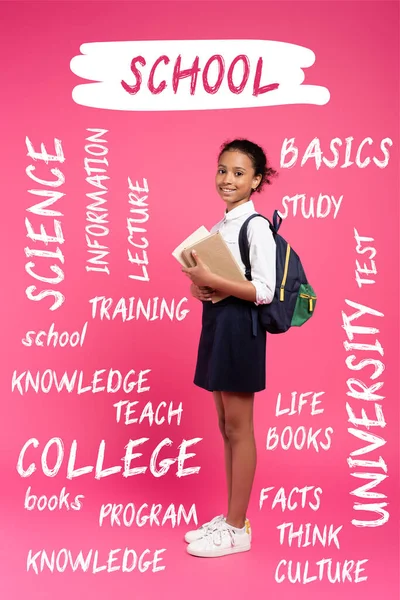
[181,139,277,558]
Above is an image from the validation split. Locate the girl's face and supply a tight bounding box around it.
[216,150,262,211]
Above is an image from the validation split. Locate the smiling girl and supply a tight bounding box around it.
[181,139,277,558]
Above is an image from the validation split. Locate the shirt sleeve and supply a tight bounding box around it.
[247,217,276,305]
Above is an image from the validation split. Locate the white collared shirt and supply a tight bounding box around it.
[211,200,276,305]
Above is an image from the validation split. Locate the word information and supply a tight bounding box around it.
[84,128,111,275]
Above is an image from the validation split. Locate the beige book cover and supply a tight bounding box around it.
[182,231,246,303]
[172,226,210,267]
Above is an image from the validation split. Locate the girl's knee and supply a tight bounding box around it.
[224,418,254,443]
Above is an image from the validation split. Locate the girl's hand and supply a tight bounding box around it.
[182,251,215,287]
[190,283,215,302]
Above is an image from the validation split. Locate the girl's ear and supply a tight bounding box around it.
[253,174,262,190]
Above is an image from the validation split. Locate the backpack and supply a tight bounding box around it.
[238,210,317,334]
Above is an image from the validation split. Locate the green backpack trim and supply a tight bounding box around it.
[291,283,317,327]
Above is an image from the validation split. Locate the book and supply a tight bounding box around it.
[172,226,210,267]
[173,228,246,303]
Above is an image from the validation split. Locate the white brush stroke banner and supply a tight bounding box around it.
[70,40,330,111]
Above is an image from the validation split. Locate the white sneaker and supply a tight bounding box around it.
[187,519,252,557]
[184,514,225,543]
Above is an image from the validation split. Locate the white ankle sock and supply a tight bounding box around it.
[230,524,246,534]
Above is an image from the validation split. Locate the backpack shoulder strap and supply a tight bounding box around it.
[239,212,278,280]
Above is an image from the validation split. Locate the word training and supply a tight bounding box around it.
[17,436,202,479]
[126,177,150,281]
[27,547,166,574]
[22,322,87,348]
[24,137,66,311]
[280,137,393,169]
[99,502,197,528]
[89,295,190,321]
[84,129,111,275]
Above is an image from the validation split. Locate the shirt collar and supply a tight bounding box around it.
[224,200,255,221]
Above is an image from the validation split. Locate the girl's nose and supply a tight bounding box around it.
[222,172,233,184]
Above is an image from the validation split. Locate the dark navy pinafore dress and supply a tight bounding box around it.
[193,295,266,393]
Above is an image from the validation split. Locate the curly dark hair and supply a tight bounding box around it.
[218,138,278,194]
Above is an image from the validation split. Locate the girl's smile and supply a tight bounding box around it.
[216,150,262,211]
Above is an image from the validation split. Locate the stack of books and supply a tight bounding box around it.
[172,226,246,302]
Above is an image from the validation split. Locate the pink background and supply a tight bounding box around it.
[1,1,398,599]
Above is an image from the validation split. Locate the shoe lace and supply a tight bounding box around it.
[206,524,235,547]
[203,514,224,532]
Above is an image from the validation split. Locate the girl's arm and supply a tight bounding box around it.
[190,283,215,301]
[246,217,276,304]
[182,253,257,301]
[208,219,277,303]
[182,216,276,304]
[206,274,257,302]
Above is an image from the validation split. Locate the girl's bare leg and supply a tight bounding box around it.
[213,391,232,510]
[221,391,256,529]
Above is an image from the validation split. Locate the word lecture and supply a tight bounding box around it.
[126,177,150,281]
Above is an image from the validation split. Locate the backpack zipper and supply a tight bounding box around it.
[299,293,317,312]
[280,244,291,301]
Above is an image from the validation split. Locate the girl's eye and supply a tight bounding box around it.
[235,172,243,177]
[218,169,225,174]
